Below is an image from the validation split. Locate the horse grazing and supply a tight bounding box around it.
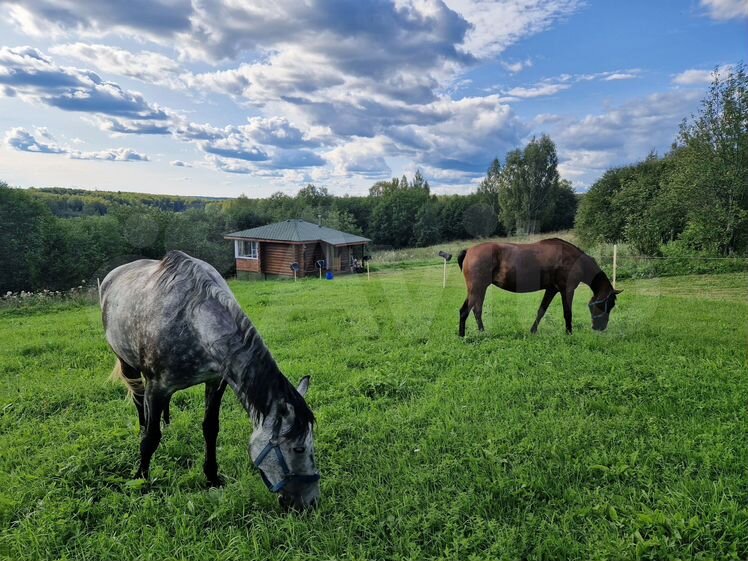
[100,250,320,510]
[457,239,621,336]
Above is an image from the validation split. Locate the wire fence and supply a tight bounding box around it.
[593,244,748,284]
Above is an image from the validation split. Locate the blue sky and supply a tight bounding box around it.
[0,0,745,197]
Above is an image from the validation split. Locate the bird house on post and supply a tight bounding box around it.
[438,251,452,288]
[290,262,300,282]
[362,255,371,280]
[315,259,326,280]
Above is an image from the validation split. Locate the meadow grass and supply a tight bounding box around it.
[1,266,746,560]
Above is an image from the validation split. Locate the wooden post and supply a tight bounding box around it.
[367,261,370,280]
[294,270,297,282]
[612,243,618,289]
[443,259,447,289]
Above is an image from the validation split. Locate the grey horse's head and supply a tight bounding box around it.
[249,376,320,511]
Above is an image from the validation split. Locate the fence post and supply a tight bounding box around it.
[612,244,617,288]
[443,259,448,289]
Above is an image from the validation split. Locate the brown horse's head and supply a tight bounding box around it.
[588,289,622,331]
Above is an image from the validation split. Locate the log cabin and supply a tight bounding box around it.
[225,219,370,279]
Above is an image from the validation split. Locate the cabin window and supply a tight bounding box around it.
[237,240,259,260]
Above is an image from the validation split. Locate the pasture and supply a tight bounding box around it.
[1,266,746,560]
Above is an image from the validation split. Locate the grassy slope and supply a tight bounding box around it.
[0,268,746,560]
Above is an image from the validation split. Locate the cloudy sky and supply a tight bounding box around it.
[0,0,745,197]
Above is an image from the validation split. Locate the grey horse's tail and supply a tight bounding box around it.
[109,359,144,401]
[457,249,467,271]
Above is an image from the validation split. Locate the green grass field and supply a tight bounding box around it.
[1,267,746,560]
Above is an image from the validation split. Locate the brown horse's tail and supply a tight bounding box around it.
[457,249,467,270]
[109,359,144,401]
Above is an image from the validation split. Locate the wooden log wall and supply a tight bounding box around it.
[260,242,298,276]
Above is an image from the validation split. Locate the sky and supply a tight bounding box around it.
[0,0,745,198]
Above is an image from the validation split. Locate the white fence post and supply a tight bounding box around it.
[612,244,618,288]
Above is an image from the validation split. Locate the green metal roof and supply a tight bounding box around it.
[225,219,370,246]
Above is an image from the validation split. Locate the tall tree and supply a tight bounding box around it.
[369,173,431,247]
[667,63,748,254]
[499,135,560,234]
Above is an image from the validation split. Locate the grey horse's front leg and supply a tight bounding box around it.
[203,379,228,487]
[162,396,171,427]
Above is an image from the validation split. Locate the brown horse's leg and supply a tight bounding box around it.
[203,379,227,486]
[136,382,169,479]
[561,289,574,334]
[459,297,471,337]
[531,289,557,334]
[471,284,489,332]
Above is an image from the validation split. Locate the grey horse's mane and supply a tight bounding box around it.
[157,250,314,438]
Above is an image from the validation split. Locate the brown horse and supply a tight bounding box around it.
[457,238,621,336]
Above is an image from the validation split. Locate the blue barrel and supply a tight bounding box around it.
[326,271,334,280]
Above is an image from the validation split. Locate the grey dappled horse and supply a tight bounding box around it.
[100,250,320,510]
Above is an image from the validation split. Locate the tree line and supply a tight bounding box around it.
[577,63,747,256]
[1,147,577,292]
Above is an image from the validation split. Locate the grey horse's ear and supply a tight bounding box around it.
[297,376,311,397]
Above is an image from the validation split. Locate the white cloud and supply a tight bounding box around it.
[699,0,748,20]
[494,69,640,100]
[604,72,637,81]
[325,136,393,178]
[507,83,570,98]
[4,126,149,161]
[445,0,583,58]
[0,46,168,120]
[69,147,149,161]
[672,65,734,85]
[501,58,533,74]
[390,94,527,172]
[3,1,192,41]
[49,43,182,87]
[204,155,255,174]
[4,126,64,153]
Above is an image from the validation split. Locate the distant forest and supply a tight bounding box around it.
[0,162,578,293]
